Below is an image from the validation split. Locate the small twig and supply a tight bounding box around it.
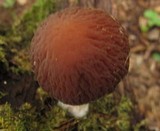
[53,118,79,131]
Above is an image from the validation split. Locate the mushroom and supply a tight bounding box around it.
[30,7,130,118]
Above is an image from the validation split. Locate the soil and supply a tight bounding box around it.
[112,1,160,129]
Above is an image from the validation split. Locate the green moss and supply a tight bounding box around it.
[0,0,56,76]
[0,93,146,131]
[2,0,16,8]
[12,0,56,44]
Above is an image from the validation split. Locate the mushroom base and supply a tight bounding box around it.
[58,101,89,118]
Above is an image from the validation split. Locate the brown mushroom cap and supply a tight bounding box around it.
[30,8,129,105]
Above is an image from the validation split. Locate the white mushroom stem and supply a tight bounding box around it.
[58,101,89,118]
[17,0,27,5]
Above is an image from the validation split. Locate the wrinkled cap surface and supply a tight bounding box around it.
[30,7,130,105]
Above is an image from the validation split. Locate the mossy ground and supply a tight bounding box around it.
[0,89,146,131]
[0,0,147,130]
